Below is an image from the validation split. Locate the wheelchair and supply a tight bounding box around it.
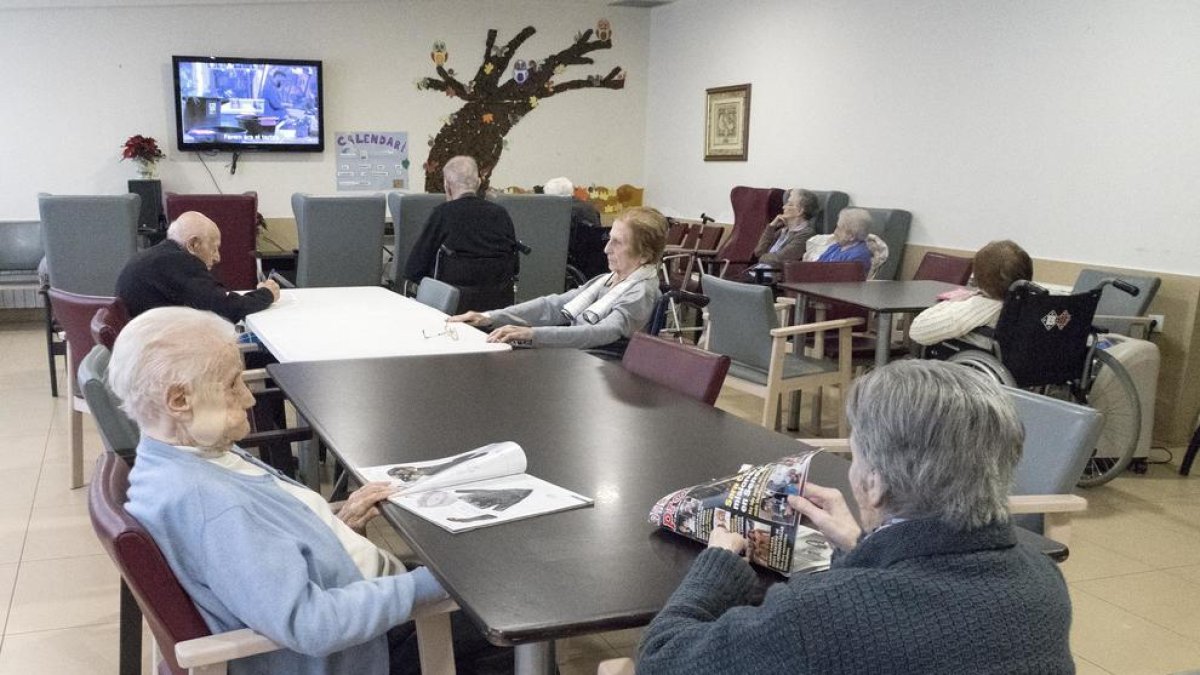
[927,279,1143,487]
[434,240,530,313]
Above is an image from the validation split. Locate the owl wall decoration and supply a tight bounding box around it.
[431,41,448,66]
[513,60,529,85]
[596,19,612,41]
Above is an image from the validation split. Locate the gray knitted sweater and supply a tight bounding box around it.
[639,518,1073,674]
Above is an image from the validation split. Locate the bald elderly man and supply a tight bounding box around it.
[117,211,280,322]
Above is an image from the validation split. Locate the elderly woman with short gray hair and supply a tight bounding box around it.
[815,207,875,275]
[638,360,1073,674]
[112,307,509,675]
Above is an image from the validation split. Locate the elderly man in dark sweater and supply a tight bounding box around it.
[404,155,517,284]
[117,211,279,322]
[639,360,1074,674]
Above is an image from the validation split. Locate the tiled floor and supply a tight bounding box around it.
[1,320,1198,674]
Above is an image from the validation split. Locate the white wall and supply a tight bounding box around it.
[0,0,649,218]
[645,0,1200,275]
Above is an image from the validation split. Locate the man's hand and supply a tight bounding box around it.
[487,325,533,344]
[257,279,281,301]
[335,482,398,533]
[707,526,748,558]
[788,483,863,553]
[448,311,492,327]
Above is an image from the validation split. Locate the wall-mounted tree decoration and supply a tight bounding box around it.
[417,23,625,192]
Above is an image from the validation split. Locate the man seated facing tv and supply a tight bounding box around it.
[637,360,1073,674]
[404,155,518,290]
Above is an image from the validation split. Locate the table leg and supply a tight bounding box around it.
[119,579,142,675]
[515,641,556,675]
[875,314,892,369]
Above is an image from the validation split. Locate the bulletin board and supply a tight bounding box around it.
[335,131,410,190]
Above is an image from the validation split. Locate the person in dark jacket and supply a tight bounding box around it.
[639,360,1074,674]
[404,155,517,284]
[116,211,279,322]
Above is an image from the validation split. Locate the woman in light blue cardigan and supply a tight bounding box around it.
[110,306,509,675]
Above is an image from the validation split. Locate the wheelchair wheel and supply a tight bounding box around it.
[565,264,588,291]
[1074,349,1141,488]
[946,351,1017,387]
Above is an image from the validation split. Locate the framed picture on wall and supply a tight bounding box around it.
[704,83,751,161]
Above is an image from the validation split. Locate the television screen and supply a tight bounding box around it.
[172,55,324,152]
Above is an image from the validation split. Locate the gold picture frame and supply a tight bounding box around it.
[704,83,751,161]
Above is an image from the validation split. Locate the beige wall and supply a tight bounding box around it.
[900,245,1200,447]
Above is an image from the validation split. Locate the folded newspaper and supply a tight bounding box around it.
[359,442,593,533]
[648,450,832,575]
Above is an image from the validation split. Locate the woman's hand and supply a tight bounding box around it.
[335,482,398,533]
[707,526,748,558]
[448,311,492,327]
[487,325,534,344]
[788,483,863,553]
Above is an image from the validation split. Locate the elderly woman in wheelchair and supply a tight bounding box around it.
[450,206,667,349]
[918,267,1145,487]
[910,239,1033,353]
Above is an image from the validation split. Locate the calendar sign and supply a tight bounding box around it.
[335,131,409,191]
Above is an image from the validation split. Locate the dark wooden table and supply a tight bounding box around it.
[269,348,1063,674]
[778,280,964,368]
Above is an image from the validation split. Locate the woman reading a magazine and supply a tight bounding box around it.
[448,206,667,349]
[639,360,1073,674]
[112,307,511,675]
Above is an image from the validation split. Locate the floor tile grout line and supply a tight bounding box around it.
[1072,653,1115,674]
[3,617,123,639]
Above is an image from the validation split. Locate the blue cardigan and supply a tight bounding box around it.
[126,438,447,675]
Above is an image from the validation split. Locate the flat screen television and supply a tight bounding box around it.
[172,55,324,152]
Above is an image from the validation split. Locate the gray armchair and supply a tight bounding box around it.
[808,190,851,236]
[703,276,861,434]
[38,193,139,295]
[854,206,911,281]
[1072,268,1161,338]
[415,277,462,314]
[386,192,445,290]
[292,193,386,287]
[490,194,570,302]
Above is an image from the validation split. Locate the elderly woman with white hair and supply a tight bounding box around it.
[815,207,875,275]
[638,360,1073,673]
[111,307,510,675]
[544,176,607,278]
[450,206,667,349]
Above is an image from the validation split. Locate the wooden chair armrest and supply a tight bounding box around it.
[775,297,797,307]
[797,438,851,453]
[243,368,269,383]
[598,657,636,675]
[1007,494,1088,514]
[175,628,280,669]
[769,317,864,338]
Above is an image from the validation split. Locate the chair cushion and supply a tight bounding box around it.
[728,352,838,385]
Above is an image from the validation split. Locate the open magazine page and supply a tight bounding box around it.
[648,450,831,575]
[390,474,593,533]
[358,441,526,495]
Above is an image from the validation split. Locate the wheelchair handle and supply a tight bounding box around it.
[1008,279,1049,295]
[513,240,532,255]
[699,213,715,225]
[1109,279,1139,297]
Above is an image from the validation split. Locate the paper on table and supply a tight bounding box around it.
[358,441,526,495]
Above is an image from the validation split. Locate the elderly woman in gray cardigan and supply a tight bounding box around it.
[450,207,666,349]
[638,360,1074,674]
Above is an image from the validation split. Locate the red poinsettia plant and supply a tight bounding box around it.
[121,135,165,163]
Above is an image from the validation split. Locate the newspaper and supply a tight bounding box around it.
[359,442,593,533]
[648,450,832,575]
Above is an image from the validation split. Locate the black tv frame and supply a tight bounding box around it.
[172,55,325,153]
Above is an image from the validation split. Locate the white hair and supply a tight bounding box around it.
[837,208,872,241]
[442,156,481,197]
[845,360,1023,529]
[542,177,574,197]
[108,307,239,427]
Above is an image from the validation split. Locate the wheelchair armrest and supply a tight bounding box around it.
[663,289,709,309]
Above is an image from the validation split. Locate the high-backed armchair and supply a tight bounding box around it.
[292,193,387,287]
[491,194,570,302]
[38,193,140,295]
[166,192,259,290]
[387,192,445,290]
[855,206,911,281]
[714,186,783,278]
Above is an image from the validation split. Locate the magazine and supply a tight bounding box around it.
[648,450,832,576]
[359,442,593,533]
